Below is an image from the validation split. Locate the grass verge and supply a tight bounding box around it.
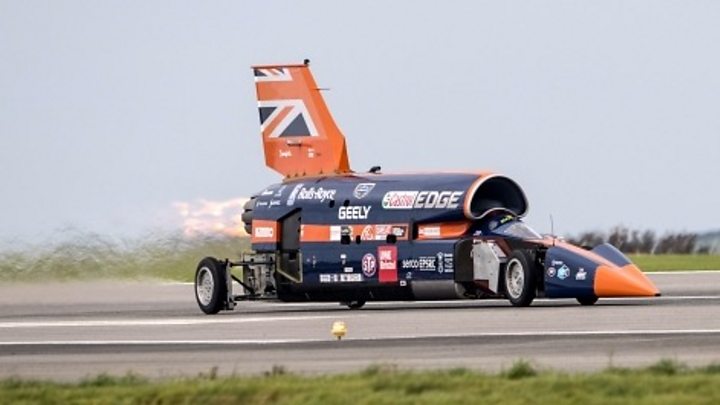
[2,360,720,404]
[0,233,249,283]
[629,254,720,272]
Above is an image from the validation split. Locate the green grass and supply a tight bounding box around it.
[629,254,720,272]
[0,233,718,282]
[2,360,720,404]
[0,233,249,283]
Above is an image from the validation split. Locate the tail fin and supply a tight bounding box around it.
[252,61,351,178]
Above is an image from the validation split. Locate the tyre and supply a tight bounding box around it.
[195,257,228,314]
[577,296,599,306]
[502,250,537,307]
[343,300,366,310]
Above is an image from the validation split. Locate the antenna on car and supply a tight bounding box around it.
[550,214,556,247]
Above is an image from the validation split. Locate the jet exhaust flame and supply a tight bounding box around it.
[173,198,248,237]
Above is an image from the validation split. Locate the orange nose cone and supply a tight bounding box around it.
[594,264,660,297]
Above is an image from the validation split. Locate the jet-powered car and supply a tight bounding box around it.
[194,61,660,313]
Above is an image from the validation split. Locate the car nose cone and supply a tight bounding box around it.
[594,264,660,297]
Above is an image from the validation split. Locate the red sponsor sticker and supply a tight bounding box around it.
[377,245,398,283]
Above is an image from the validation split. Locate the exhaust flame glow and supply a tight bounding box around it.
[173,198,248,237]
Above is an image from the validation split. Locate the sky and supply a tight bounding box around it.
[1,0,719,242]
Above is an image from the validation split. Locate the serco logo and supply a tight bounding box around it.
[382,191,463,209]
[297,187,336,202]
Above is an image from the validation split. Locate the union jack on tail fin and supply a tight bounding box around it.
[253,61,351,178]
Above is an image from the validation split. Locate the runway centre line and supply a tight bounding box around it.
[2,329,720,346]
[0,315,341,329]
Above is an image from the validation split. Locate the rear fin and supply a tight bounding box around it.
[252,61,351,178]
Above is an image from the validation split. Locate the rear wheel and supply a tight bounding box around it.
[342,300,366,310]
[503,251,537,307]
[577,296,599,306]
[195,257,228,314]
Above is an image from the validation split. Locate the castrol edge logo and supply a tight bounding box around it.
[381,190,463,210]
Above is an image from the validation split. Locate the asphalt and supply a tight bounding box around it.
[0,272,719,381]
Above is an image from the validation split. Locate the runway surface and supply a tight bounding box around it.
[1,272,719,380]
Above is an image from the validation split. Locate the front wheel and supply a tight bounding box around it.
[503,251,537,307]
[195,257,228,314]
[577,296,599,306]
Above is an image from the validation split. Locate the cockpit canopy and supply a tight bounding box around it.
[466,175,529,219]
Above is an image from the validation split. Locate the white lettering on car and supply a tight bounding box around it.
[338,206,372,220]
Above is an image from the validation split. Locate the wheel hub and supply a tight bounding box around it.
[196,267,215,306]
[506,259,525,299]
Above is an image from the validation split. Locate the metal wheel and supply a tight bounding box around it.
[196,267,215,307]
[194,257,227,314]
[503,250,537,307]
[505,259,525,300]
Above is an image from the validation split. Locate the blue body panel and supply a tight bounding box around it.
[544,246,597,299]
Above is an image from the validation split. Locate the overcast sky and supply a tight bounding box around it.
[1,0,719,242]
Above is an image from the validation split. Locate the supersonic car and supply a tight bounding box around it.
[193,61,659,314]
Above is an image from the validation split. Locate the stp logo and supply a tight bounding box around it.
[361,253,377,277]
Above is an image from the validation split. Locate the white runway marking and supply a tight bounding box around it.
[1,328,720,346]
[0,315,339,329]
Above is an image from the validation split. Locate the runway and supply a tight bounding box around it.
[0,272,719,380]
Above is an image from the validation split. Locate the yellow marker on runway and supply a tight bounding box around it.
[331,321,347,340]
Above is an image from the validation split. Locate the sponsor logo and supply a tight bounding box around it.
[338,206,371,220]
[319,273,363,283]
[419,226,441,238]
[378,247,397,271]
[254,227,274,238]
[557,264,570,280]
[255,201,269,207]
[340,253,347,265]
[378,246,398,282]
[442,253,454,273]
[260,189,274,196]
[297,187,336,202]
[551,260,564,267]
[362,253,377,277]
[576,268,587,281]
[402,256,436,271]
[382,191,417,209]
[279,149,292,158]
[286,183,303,206]
[353,183,376,199]
[381,191,463,209]
[361,225,375,241]
[392,226,407,237]
[437,252,445,274]
[307,148,316,158]
[274,185,286,197]
[547,267,557,277]
[343,267,354,273]
[269,200,281,207]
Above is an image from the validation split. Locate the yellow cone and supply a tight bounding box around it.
[331,321,347,340]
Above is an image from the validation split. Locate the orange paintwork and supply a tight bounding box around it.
[250,220,279,244]
[300,224,332,243]
[253,63,351,178]
[417,222,470,240]
[594,264,660,297]
[300,223,409,243]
